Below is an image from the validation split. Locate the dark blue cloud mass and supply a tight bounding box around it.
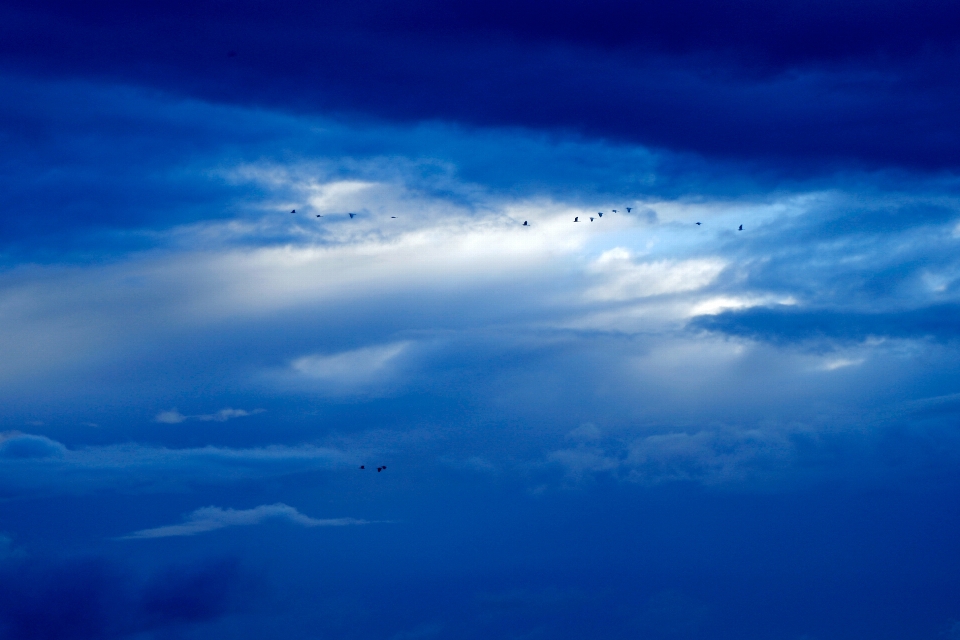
[3,0,960,171]
[0,556,249,639]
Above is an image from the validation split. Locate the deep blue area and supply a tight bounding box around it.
[2,477,960,639]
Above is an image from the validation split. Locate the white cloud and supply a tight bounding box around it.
[154,408,264,423]
[585,249,726,302]
[306,179,377,210]
[120,503,367,539]
[688,295,797,317]
[198,408,264,421]
[155,409,187,424]
[820,357,865,371]
[291,342,410,386]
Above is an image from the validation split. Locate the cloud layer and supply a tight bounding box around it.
[0,433,352,498]
[2,13,960,637]
[5,0,960,170]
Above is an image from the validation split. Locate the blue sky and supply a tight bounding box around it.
[3,2,960,638]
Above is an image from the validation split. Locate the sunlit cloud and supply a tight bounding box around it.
[291,342,410,385]
[585,249,726,302]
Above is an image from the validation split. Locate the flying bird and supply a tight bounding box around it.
[391,216,396,218]
[523,221,528,226]
[696,222,701,225]
[738,225,743,230]
[360,465,365,469]
[598,212,603,217]
[574,216,579,222]
[349,213,356,218]
[612,209,617,213]
[626,207,632,213]
[316,214,323,217]
[590,217,594,221]
[290,209,296,213]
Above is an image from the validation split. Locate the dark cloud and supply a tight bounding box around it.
[2,1,960,171]
[0,556,249,639]
[691,304,960,345]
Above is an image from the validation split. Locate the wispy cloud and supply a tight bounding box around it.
[120,503,367,539]
[585,249,726,302]
[0,432,352,498]
[154,408,264,424]
[287,342,412,394]
[547,426,795,485]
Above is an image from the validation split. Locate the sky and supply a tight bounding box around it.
[2,1,960,638]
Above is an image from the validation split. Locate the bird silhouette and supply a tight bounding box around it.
[349,213,356,218]
[696,222,701,225]
[612,209,617,213]
[574,216,579,222]
[360,465,365,469]
[738,225,743,230]
[377,467,383,472]
[316,214,323,217]
[626,207,632,213]
[290,209,296,213]
[391,216,396,218]
[382,466,387,470]
[590,217,594,221]
[523,221,528,226]
[598,212,603,217]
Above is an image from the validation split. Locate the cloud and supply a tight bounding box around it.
[0,433,352,498]
[121,503,368,539]
[6,0,960,171]
[288,342,411,393]
[0,556,251,638]
[585,249,726,301]
[692,304,960,345]
[547,424,797,485]
[154,408,264,424]
[154,410,187,424]
[0,73,960,498]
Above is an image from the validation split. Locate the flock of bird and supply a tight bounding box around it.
[359,465,387,472]
[293,207,743,230]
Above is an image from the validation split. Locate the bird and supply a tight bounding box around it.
[612,209,617,213]
[598,212,603,217]
[349,213,356,218]
[382,466,386,470]
[574,216,579,222]
[360,465,365,469]
[696,222,701,225]
[626,207,632,213]
[523,221,528,226]
[290,209,296,213]
[316,214,323,217]
[377,466,383,472]
[738,224,743,230]
[391,216,396,218]
[590,217,595,221]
